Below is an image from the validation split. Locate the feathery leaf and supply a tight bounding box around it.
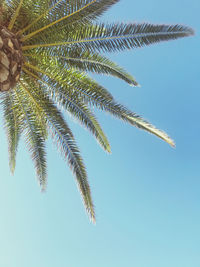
[22,23,194,52]
[0,0,193,221]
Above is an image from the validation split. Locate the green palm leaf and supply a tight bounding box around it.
[14,84,47,190]
[2,91,21,174]
[23,56,174,146]
[22,23,194,51]
[23,66,111,153]
[21,74,95,221]
[0,0,194,221]
[25,50,138,86]
[21,0,120,41]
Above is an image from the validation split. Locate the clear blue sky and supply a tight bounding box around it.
[0,0,199,266]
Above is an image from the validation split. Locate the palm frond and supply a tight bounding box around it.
[17,0,64,35]
[0,0,194,222]
[47,112,95,222]
[21,0,119,41]
[8,0,23,30]
[14,83,47,190]
[23,60,114,104]
[23,66,111,153]
[2,91,21,174]
[22,23,194,52]
[21,74,95,221]
[76,94,175,147]
[23,56,174,146]
[24,50,138,86]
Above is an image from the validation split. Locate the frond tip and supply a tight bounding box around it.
[126,115,175,147]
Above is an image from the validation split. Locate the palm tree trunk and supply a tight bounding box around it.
[0,26,23,91]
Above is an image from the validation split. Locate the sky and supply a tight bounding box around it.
[0,0,199,267]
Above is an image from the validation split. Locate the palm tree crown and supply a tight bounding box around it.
[0,0,193,222]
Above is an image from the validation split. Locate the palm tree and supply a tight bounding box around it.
[0,0,193,222]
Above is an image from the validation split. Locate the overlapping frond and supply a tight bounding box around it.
[46,108,96,222]
[54,51,139,86]
[72,93,175,147]
[0,0,194,222]
[22,54,175,147]
[14,84,47,190]
[21,0,120,41]
[8,0,24,30]
[20,74,95,221]
[24,49,138,86]
[23,58,114,104]
[23,65,111,153]
[2,91,21,174]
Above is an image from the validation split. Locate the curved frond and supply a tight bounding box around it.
[24,55,174,146]
[23,66,111,153]
[47,110,96,222]
[22,55,174,146]
[21,74,95,222]
[24,50,139,86]
[14,84,47,191]
[21,0,120,41]
[0,0,194,222]
[23,59,114,103]
[77,94,175,147]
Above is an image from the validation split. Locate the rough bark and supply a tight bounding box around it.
[0,26,23,91]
